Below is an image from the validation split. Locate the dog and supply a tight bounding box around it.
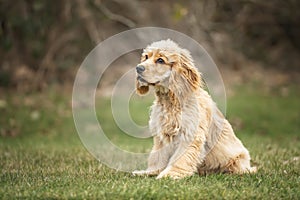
[132,39,256,179]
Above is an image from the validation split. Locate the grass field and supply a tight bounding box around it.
[1,84,299,199]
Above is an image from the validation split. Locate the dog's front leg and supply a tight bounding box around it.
[133,136,172,176]
[156,135,206,179]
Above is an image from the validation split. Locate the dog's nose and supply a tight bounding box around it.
[136,65,145,74]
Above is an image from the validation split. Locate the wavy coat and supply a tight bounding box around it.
[133,39,256,179]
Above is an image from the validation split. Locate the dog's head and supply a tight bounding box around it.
[135,39,201,97]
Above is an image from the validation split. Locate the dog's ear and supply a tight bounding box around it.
[168,53,201,98]
[180,64,201,91]
[136,79,149,95]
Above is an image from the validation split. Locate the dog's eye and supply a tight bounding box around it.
[156,58,165,64]
[145,55,148,60]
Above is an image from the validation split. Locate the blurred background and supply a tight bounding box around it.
[1,0,299,92]
[0,0,299,141]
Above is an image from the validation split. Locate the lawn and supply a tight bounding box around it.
[0,84,299,199]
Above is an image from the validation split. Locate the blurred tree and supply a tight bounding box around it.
[0,0,299,90]
[213,0,300,70]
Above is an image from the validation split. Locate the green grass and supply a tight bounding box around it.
[0,84,299,199]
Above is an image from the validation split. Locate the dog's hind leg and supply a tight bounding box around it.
[222,153,257,174]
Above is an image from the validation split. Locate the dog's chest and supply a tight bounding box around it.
[149,98,201,143]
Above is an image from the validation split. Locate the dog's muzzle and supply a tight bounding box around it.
[137,75,148,83]
[136,65,159,85]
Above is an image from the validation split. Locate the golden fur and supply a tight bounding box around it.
[133,39,256,179]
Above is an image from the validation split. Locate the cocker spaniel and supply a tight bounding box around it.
[133,39,256,179]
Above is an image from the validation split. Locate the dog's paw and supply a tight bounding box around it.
[248,166,257,173]
[156,167,176,179]
[132,170,148,176]
[156,172,181,180]
[156,166,191,179]
[133,169,160,177]
[156,173,168,179]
